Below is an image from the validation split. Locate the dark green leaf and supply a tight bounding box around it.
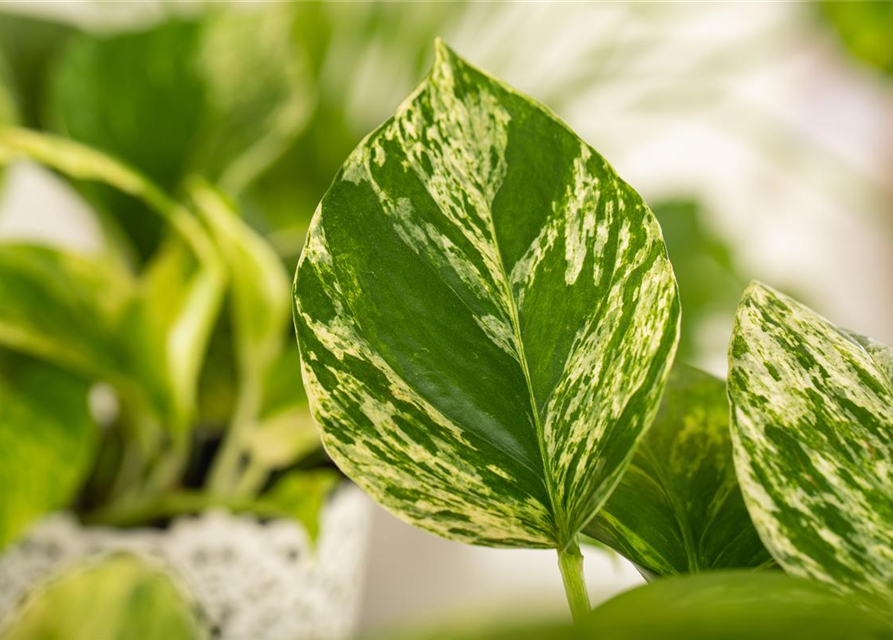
[0,11,76,128]
[0,356,96,550]
[294,41,680,548]
[728,282,893,606]
[585,365,772,577]
[46,10,312,260]
[0,555,202,640]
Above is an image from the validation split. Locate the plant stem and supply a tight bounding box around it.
[207,375,262,494]
[558,538,591,623]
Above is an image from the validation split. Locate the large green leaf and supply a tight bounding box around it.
[0,355,97,550]
[0,555,202,640]
[586,571,892,640]
[294,41,680,549]
[584,365,772,577]
[46,9,311,260]
[728,282,893,606]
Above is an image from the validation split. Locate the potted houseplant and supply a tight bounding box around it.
[2,4,892,636]
[0,7,372,640]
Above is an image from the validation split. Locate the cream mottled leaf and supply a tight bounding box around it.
[585,365,772,577]
[294,41,680,549]
[728,281,893,606]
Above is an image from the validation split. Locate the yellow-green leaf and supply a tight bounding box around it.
[0,555,202,640]
[126,238,224,430]
[0,356,96,550]
[0,245,132,382]
[0,129,225,430]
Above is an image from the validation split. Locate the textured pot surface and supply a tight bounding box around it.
[0,486,370,640]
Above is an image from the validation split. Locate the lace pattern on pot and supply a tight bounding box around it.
[0,486,370,640]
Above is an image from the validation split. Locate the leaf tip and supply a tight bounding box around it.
[739,280,783,310]
[433,37,459,69]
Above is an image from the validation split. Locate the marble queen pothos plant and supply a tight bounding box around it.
[294,39,893,633]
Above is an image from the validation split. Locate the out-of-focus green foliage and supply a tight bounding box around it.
[820,2,893,75]
[0,129,226,432]
[387,572,890,640]
[0,52,16,189]
[0,555,202,640]
[46,7,313,262]
[0,126,330,544]
[586,571,892,640]
[249,2,463,259]
[0,354,96,550]
[651,199,743,364]
[0,12,74,128]
[258,470,341,542]
[0,244,132,381]
[188,179,291,493]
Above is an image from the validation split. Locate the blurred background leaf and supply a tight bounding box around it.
[0,555,203,640]
[650,200,744,364]
[46,7,313,264]
[819,1,893,76]
[0,12,75,129]
[585,571,892,640]
[0,244,133,381]
[0,354,96,550]
[248,2,464,261]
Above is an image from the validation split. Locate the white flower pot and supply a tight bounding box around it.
[0,486,370,640]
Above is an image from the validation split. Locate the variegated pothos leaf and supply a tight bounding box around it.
[294,41,680,549]
[728,281,893,605]
[585,365,772,577]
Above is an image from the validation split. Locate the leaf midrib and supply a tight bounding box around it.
[479,191,563,547]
